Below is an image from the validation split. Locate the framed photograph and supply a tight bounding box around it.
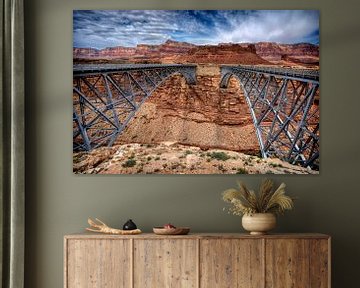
[73,10,319,175]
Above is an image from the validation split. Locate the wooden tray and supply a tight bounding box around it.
[153,227,190,235]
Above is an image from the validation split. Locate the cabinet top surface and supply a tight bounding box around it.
[64,232,330,240]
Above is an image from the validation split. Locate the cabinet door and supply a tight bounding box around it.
[134,239,198,288]
[266,239,325,288]
[66,239,131,288]
[200,239,264,288]
[309,239,330,288]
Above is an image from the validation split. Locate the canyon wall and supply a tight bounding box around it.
[73,40,318,66]
[175,44,269,64]
[115,65,260,154]
[73,40,196,63]
[252,42,319,65]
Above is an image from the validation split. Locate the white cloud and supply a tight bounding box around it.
[73,10,319,49]
[215,10,319,44]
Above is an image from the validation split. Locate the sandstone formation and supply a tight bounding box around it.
[73,40,195,64]
[252,42,319,66]
[115,65,260,154]
[73,40,318,67]
[175,44,270,65]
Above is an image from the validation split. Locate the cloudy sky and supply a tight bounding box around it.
[73,10,319,49]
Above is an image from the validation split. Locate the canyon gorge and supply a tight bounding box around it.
[73,40,319,174]
[74,40,319,67]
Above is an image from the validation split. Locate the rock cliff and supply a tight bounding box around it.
[175,44,269,64]
[73,40,195,63]
[252,42,319,66]
[74,40,318,66]
[115,65,260,154]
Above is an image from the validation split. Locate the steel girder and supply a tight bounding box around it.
[73,64,196,151]
[220,65,320,169]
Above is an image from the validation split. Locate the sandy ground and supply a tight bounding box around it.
[73,142,318,175]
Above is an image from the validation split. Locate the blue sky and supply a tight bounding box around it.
[73,10,319,49]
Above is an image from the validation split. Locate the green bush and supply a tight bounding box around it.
[208,152,231,161]
[122,159,136,168]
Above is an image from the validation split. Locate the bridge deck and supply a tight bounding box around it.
[221,65,319,82]
[73,63,197,76]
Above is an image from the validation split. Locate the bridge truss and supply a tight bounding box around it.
[220,65,320,169]
[73,64,196,151]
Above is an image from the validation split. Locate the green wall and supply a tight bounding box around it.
[25,0,360,287]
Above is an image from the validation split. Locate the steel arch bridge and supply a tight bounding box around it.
[73,64,196,151]
[220,65,320,169]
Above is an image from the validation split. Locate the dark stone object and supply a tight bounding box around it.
[123,219,137,230]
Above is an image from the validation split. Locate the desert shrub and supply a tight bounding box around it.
[269,163,283,168]
[236,168,248,174]
[122,159,136,168]
[208,152,231,161]
[218,164,227,172]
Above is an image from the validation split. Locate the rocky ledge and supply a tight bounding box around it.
[73,142,318,175]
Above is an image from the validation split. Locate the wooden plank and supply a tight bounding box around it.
[265,239,310,288]
[200,239,264,288]
[67,239,131,288]
[130,238,134,288]
[133,239,197,288]
[262,239,266,288]
[310,239,330,288]
[65,233,330,240]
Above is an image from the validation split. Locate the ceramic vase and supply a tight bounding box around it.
[242,213,276,235]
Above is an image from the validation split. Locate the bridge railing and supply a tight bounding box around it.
[73,64,197,76]
[73,64,197,151]
[219,65,320,170]
[221,65,319,82]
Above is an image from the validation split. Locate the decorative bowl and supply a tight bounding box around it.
[153,227,190,235]
[242,213,276,235]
